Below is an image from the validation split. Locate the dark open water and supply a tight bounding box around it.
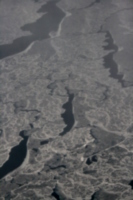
[0,0,65,60]
[103,31,124,87]
[0,131,28,180]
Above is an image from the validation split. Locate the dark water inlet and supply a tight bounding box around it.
[40,139,49,145]
[0,0,65,60]
[59,89,75,136]
[0,130,28,180]
[52,191,60,200]
[103,31,124,87]
[129,180,133,189]
[90,192,96,200]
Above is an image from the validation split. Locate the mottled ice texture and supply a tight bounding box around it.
[0,0,133,199]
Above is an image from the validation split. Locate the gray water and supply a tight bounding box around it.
[0,0,65,60]
[103,31,124,87]
[0,130,28,180]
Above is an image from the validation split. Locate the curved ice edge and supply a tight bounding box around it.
[24,7,72,54]
[49,8,72,38]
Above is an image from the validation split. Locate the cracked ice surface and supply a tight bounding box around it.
[0,0,133,199]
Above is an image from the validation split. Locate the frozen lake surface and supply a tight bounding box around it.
[0,0,133,199]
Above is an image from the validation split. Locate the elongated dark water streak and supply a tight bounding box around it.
[0,130,28,180]
[90,192,97,200]
[129,180,133,189]
[0,0,65,60]
[59,89,75,136]
[52,190,60,200]
[103,31,124,87]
